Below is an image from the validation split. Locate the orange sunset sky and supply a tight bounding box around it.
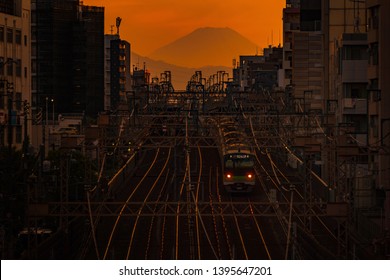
[83,0,285,56]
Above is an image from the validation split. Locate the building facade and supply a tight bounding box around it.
[75,5,105,117]
[234,46,283,92]
[0,0,31,151]
[334,33,370,208]
[31,0,104,120]
[281,0,390,254]
[280,0,300,89]
[104,34,131,111]
[366,0,390,238]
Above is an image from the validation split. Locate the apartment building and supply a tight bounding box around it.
[0,0,31,150]
[31,0,104,118]
[104,34,132,111]
[366,0,390,237]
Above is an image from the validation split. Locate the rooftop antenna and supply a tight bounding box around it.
[116,17,122,36]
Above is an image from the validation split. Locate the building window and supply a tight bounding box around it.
[16,59,21,77]
[24,35,27,46]
[344,45,368,60]
[345,83,367,99]
[31,26,36,41]
[24,67,27,78]
[0,56,4,75]
[6,60,13,76]
[15,92,22,111]
[0,85,4,109]
[369,79,380,102]
[370,43,379,65]
[31,43,36,57]
[16,126,22,144]
[15,30,21,44]
[346,115,368,134]
[0,26,4,42]
[0,128,4,146]
[370,115,378,138]
[31,59,37,73]
[32,76,37,91]
[6,28,13,43]
[368,6,379,30]
[370,78,379,89]
[31,10,36,24]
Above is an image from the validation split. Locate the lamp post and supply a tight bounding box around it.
[51,98,55,130]
[45,97,48,156]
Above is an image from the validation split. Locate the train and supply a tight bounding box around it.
[217,119,256,193]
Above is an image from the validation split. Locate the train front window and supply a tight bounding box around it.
[225,159,234,168]
[224,154,254,169]
[236,158,254,168]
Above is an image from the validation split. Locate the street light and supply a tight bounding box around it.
[51,98,55,130]
[44,97,48,156]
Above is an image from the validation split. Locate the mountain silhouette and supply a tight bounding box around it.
[149,27,258,68]
[132,52,232,90]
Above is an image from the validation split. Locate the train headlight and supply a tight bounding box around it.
[226,173,232,179]
[247,174,253,179]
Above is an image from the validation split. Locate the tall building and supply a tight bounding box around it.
[284,0,369,188]
[74,5,105,116]
[279,0,300,89]
[321,0,368,201]
[104,34,131,111]
[291,31,323,110]
[281,0,389,255]
[366,0,390,239]
[31,0,104,120]
[323,0,367,104]
[291,0,323,104]
[234,46,283,91]
[0,0,31,150]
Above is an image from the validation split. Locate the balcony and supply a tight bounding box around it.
[341,60,368,83]
[341,98,367,115]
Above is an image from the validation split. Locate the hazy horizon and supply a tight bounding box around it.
[82,0,284,56]
[149,27,259,68]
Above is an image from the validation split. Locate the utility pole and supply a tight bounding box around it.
[51,98,55,131]
[44,97,48,157]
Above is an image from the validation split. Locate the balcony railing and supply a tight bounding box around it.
[342,98,367,114]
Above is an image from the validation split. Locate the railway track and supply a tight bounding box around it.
[76,109,342,260]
